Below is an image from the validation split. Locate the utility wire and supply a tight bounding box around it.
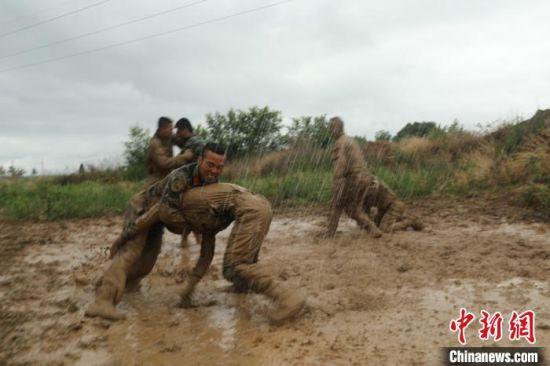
[1,0,207,60]
[0,0,292,74]
[0,0,77,27]
[0,0,113,39]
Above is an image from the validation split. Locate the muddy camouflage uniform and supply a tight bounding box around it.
[327,118,422,237]
[173,135,205,162]
[86,163,210,320]
[171,134,205,245]
[146,135,191,186]
[175,183,306,323]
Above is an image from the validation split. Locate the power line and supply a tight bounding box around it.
[0,0,208,60]
[0,0,77,27]
[0,0,113,39]
[0,0,293,74]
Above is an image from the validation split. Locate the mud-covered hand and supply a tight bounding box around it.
[178,275,200,308]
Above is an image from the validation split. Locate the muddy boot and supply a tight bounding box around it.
[85,283,126,321]
[265,285,306,324]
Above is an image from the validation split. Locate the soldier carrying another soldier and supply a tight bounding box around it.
[85,143,225,320]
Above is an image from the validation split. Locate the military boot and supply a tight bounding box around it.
[264,284,307,324]
[231,264,306,324]
[85,282,126,321]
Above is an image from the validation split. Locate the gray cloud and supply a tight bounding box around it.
[1,0,549,172]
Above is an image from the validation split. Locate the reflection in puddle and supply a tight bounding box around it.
[208,306,237,352]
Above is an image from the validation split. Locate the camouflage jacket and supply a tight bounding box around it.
[147,162,211,229]
[174,135,205,161]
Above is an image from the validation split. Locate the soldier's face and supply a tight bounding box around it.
[159,123,173,139]
[198,151,226,183]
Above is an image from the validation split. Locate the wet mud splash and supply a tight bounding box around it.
[0,200,548,365]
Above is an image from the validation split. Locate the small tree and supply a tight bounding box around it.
[375,130,392,141]
[394,121,442,141]
[0,166,5,177]
[31,168,38,176]
[123,126,150,180]
[8,165,25,178]
[286,115,332,147]
[205,106,284,158]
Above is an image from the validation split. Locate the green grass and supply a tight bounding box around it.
[0,179,140,220]
[231,169,333,207]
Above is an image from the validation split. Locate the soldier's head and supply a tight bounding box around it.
[328,116,344,138]
[175,118,194,139]
[198,142,226,183]
[156,117,173,140]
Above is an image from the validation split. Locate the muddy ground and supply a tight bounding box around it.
[0,198,549,365]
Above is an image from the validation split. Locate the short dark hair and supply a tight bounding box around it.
[202,142,226,157]
[175,118,193,132]
[158,116,173,129]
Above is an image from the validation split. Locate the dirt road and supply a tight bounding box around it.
[0,199,548,365]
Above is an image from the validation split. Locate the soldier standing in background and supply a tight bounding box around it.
[146,117,191,186]
[172,117,205,247]
[173,117,205,161]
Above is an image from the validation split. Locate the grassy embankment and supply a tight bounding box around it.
[1,111,549,220]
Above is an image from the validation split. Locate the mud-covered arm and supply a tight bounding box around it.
[326,178,345,238]
[179,233,215,307]
[157,169,190,229]
[150,139,189,170]
[190,233,216,279]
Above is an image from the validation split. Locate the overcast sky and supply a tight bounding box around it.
[1,0,549,173]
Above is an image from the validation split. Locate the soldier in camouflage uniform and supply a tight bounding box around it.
[85,144,226,321]
[145,117,192,186]
[172,117,205,246]
[173,117,205,163]
[325,117,422,238]
[176,183,306,323]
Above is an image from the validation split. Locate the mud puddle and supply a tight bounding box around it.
[0,204,548,365]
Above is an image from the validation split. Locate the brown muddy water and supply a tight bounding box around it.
[0,200,548,365]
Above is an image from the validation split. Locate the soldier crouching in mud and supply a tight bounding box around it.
[174,183,306,324]
[325,116,423,238]
[85,143,226,321]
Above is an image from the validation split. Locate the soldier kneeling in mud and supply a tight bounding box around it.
[325,116,423,238]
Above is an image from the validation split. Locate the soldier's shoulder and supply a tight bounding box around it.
[149,136,162,147]
[171,162,197,177]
